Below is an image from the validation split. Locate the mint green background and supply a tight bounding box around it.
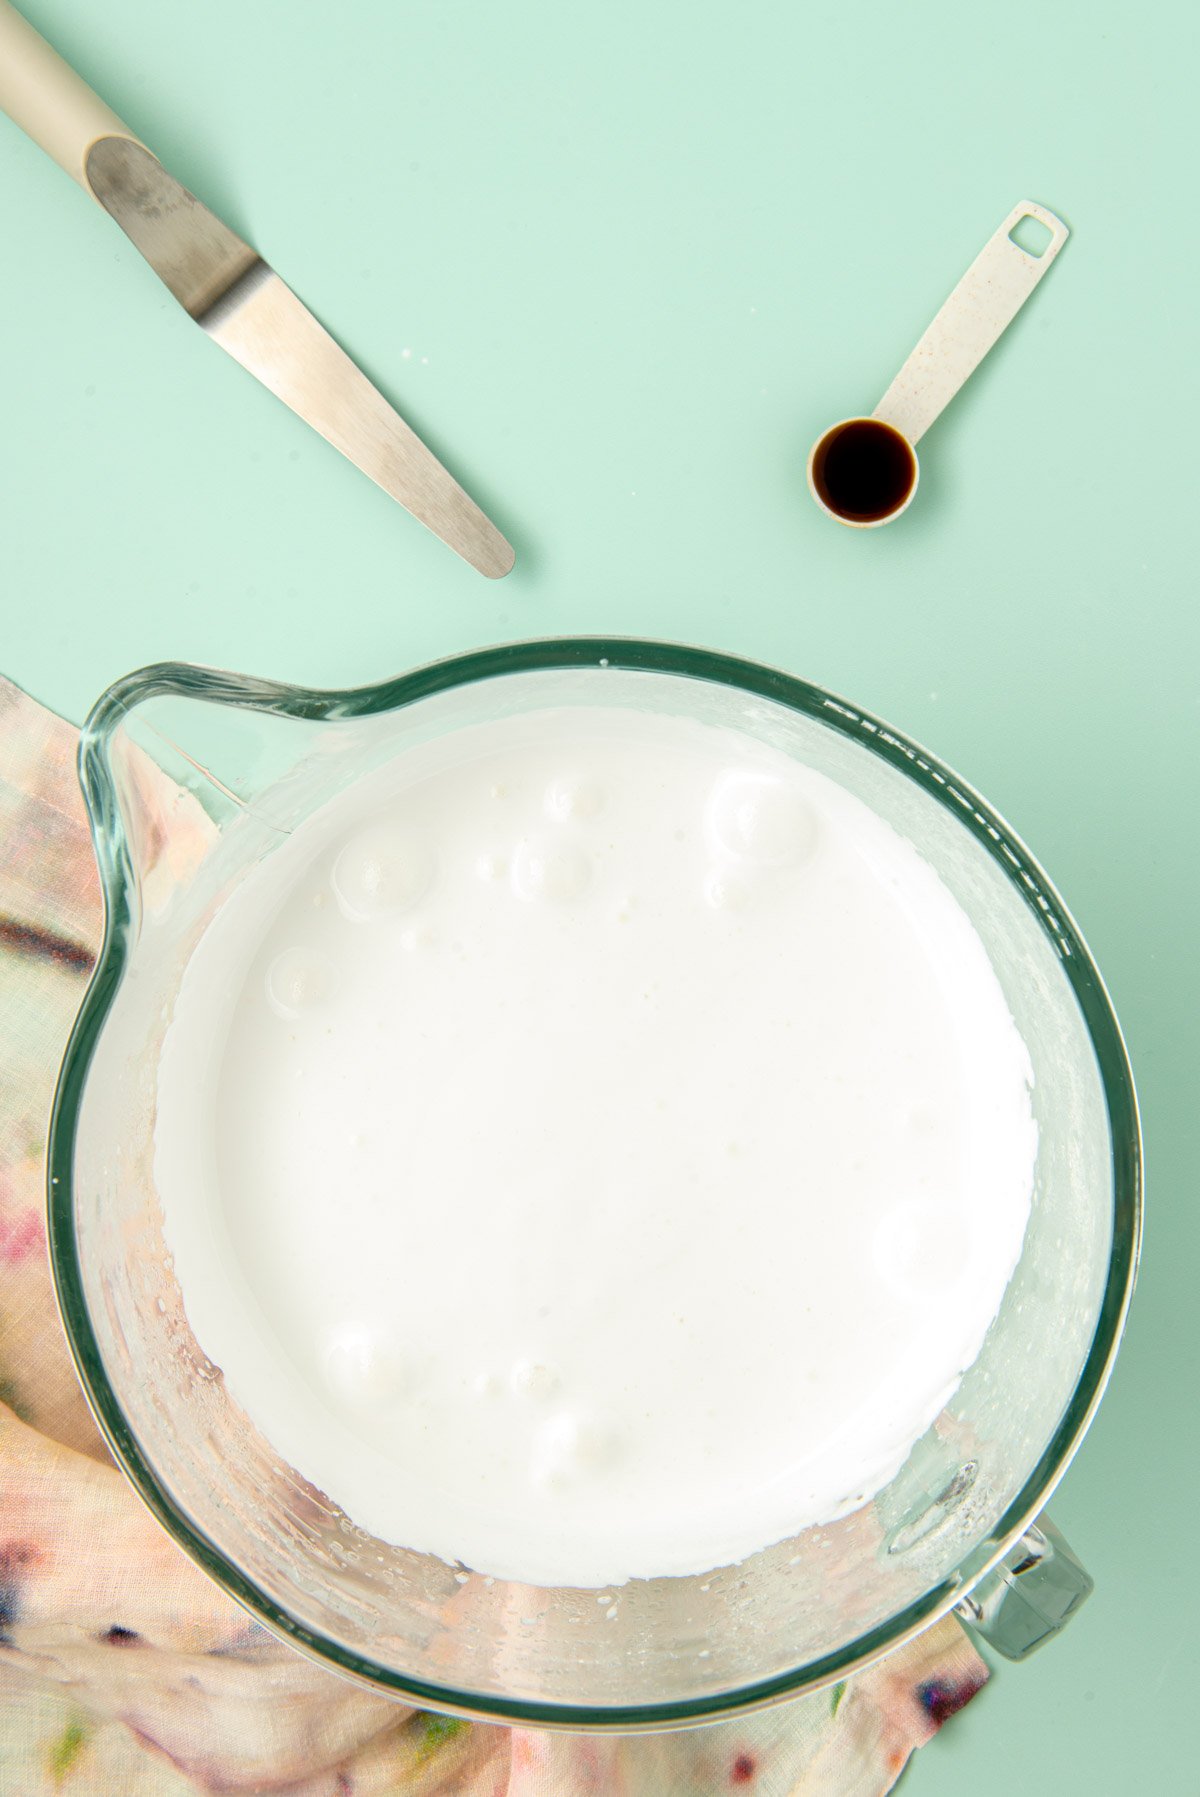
[2,0,1196,1787]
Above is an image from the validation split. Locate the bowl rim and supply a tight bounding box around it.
[47,635,1143,1729]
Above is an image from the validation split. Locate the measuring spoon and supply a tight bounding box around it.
[808,201,1069,527]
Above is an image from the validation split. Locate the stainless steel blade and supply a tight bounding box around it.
[84,136,513,578]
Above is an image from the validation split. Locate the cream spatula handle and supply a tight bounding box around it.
[873,202,1069,447]
[0,0,139,190]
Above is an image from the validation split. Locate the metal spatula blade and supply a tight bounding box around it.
[85,138,514,579]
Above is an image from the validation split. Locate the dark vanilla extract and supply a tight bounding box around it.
[811,418,916,523]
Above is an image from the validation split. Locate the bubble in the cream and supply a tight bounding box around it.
[530,1411,621,1488]
[545,777,605,822]
[510,1359,560,1400]
[475,851,507,882]
[400,923,437,953]
[873,1200,972,1300]
[511,840,591,903]
[322,1325,410,1409]
[266,949,333,1018]
[332,824,434,921]
[708,772,818,867]
[703,869,750,911]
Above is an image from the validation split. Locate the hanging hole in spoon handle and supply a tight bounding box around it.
[873,201,1070,449]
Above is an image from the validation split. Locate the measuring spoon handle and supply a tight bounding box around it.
[874,202,1069,447]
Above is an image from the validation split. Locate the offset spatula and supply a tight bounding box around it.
[0,0,514,578]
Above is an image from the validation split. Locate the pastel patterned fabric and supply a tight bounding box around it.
[0,674,987,1794]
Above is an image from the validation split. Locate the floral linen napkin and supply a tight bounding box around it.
[0,673,988,1796]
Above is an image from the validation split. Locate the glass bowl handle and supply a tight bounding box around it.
[955,1512,1093,1660]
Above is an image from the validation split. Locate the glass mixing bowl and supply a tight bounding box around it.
[48,640,1141,1728]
